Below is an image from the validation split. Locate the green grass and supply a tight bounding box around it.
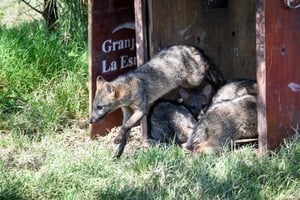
[0,21,88,139]
[0,21,300,200]
[1,130,300,199]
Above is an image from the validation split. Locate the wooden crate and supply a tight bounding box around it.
[89,0,300,153]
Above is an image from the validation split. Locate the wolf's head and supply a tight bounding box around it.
[179,84,213,118]
[89,76,119,124]
[183,118,210,153]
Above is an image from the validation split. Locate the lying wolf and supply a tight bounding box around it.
[184,93,257,154]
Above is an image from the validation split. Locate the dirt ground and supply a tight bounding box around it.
[95,125,148,157]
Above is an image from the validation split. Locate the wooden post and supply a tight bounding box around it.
[256,0,267,155]
[263,0,300,150]
[256,0,300,154]
[134,0,149,144]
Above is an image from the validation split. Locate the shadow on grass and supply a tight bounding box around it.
[0,181,26,200]
[94,141,300,199]
[95,187,153,200]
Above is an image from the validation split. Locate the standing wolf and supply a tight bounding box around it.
[89,45,225,157]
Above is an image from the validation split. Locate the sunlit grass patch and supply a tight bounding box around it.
[0,22,88,137]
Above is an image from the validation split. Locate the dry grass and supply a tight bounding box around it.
[96,126,146,156]
[0,0,42,26]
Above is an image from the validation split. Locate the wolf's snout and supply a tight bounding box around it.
[89,118,95,124]
[181,142,193,152]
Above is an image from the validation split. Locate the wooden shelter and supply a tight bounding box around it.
[89,0,300,154]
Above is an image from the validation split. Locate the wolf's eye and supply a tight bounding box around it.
[190,106,197,111]
[97,105,103,110]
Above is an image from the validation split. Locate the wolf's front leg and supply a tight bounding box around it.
[113,109,146,158]
[113,107,132,145]
[114,108,145,144]
[114,130,129,158]
[113,107,132,158]
[121,107,133,127]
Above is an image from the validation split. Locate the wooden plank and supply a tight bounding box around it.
[265,0,300,149]
[256,0,268,155]
[232,138,258,150]
[88,0,137,138]
[235,138,258,143]
[134,0,149,143]
[134,0,149,65]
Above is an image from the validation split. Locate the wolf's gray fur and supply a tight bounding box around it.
[148,101,197,145]
[89,45,225,157]
[148,83,217,145]
[212,79,257,104]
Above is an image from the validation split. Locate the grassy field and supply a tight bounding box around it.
[0,15,300,200]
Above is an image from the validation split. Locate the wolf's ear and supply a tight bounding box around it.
[103,82,115,97]
[179,88,190,101]
[203,84,212,98]
[96,76,106,90]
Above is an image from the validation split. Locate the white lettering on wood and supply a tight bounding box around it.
[102,38,135,53]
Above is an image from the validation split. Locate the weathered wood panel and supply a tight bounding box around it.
[88,0,136,137]
[265,0,300,149]
[147,0,257,80]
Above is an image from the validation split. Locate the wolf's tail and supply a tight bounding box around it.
[195,47,226,90]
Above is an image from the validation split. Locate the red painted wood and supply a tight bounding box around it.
[88,0,136,137]
[265,0,300,149]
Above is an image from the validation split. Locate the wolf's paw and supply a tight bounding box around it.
[114,129,125,144]
[114,135,122,144]
[141,139,151,147]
